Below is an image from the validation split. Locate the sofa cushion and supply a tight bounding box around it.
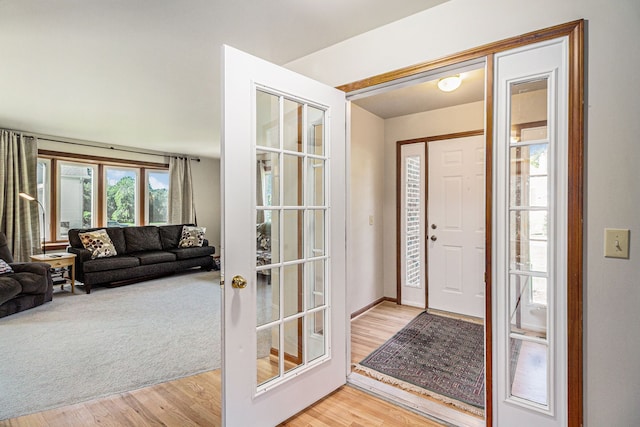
[179,226,206,248]
[124,226,163,253]
[11,272,49,294]
[131,251,177,265]
[158,224,186,250]
[79,229,118,259]
[0,276,21,305]
[169,246,214,260]
[0,259,13,274]
[83,256,140,273]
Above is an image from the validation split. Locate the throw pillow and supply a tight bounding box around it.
[0,259,13,274]
[79,229,118,259]
[179,226,206,248]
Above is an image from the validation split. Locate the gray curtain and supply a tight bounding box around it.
[168,156,196,224]
[0,130,39,262]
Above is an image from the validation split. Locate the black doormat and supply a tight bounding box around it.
[355,312,484,414]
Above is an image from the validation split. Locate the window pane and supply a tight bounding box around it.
[509,274,548,339]
[510,210,548,273]
[106,168,138,226]
[58,163,96,239]
[283,99,303,152]
[510,338,549,406]
[37,159,51,241]
[307,107,324,156]
[256,90,280,149]
[510,78,548,142]
[510,144,548,208]
[147,170,168,225]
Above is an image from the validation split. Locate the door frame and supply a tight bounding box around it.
[338,20,584,426]
[396,130,485,310]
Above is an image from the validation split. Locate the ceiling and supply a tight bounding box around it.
[353,67,485,119]
[0,0,449,158]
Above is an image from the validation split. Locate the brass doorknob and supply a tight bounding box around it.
[231,275,248,289]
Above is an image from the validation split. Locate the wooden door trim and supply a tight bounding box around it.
[342,19,584,427]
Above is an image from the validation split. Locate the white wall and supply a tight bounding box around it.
[349,104,386,314]
[37,137,221,252]
[286,1,640,424]
[382,101,485,297]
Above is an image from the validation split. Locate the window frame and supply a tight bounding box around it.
[37,150,169,249]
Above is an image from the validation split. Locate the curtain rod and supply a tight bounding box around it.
[25,134,200,162]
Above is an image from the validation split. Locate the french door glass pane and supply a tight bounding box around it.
[509,274,548,338]
[507,76,551,409]
[510,210,548,273]
[509,144,549,207]
[256,151,280,208]
[257,324,279,386]
[256,90,279,149]
[283,318,303,373]
[257,267,280,327]
[307,107,324,155]
[283,99,303,152]
[283,264,303,318]
[306,158,324,206]
[510,338,549,406]
[58,162,96,239]
[106,167,138,226]
[307,311,325,362]
[283,154,303,206]
[255,88,329,391]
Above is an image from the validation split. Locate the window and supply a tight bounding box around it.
[36,159,51,241]
[58,162,97,240]
[37,153,169,244]
[146,170,169,225]
[105,167,139,227]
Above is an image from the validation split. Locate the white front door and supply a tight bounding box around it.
[427,135,485,318]
[399,142,426,308]
[493,37,569,426]
[221,45,347,427]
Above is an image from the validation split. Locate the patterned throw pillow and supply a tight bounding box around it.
[79,229,118,259]
[0,259,13,274]
[179,226,206,248]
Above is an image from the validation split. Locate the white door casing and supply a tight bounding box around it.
[493,37,569,426]
[400,142,426,308]
[222,45,347,427]
[428,135,485,319]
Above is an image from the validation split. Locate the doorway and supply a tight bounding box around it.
[349,62,488,423]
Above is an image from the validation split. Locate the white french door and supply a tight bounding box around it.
[399,142,426,308]
[493,37,569,426]
[427,135,485,318]
[221,45,347,427]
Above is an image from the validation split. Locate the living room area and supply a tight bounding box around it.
[0,129,223,420]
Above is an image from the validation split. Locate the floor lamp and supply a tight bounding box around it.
[19,192,46,256]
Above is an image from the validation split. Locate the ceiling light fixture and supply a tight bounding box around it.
[437,75,462,92]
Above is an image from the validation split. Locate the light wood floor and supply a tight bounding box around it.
[1,302,444,427]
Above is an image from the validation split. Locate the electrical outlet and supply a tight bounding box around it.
[604,228,630,259]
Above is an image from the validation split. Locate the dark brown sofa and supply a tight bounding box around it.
[67,224,214,293]
[0,232,53,318]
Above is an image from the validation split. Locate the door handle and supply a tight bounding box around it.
[430,235,438,242]
[231,275,248,289]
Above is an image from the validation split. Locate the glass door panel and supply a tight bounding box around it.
[507,76,551,409]
[254,87,329,393]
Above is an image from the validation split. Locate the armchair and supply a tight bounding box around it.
[0,232,53,318]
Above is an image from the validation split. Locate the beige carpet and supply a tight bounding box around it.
[0,270,221,420]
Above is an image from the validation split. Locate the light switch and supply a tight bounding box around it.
[604,228,630,259]
[369,215,374,226]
